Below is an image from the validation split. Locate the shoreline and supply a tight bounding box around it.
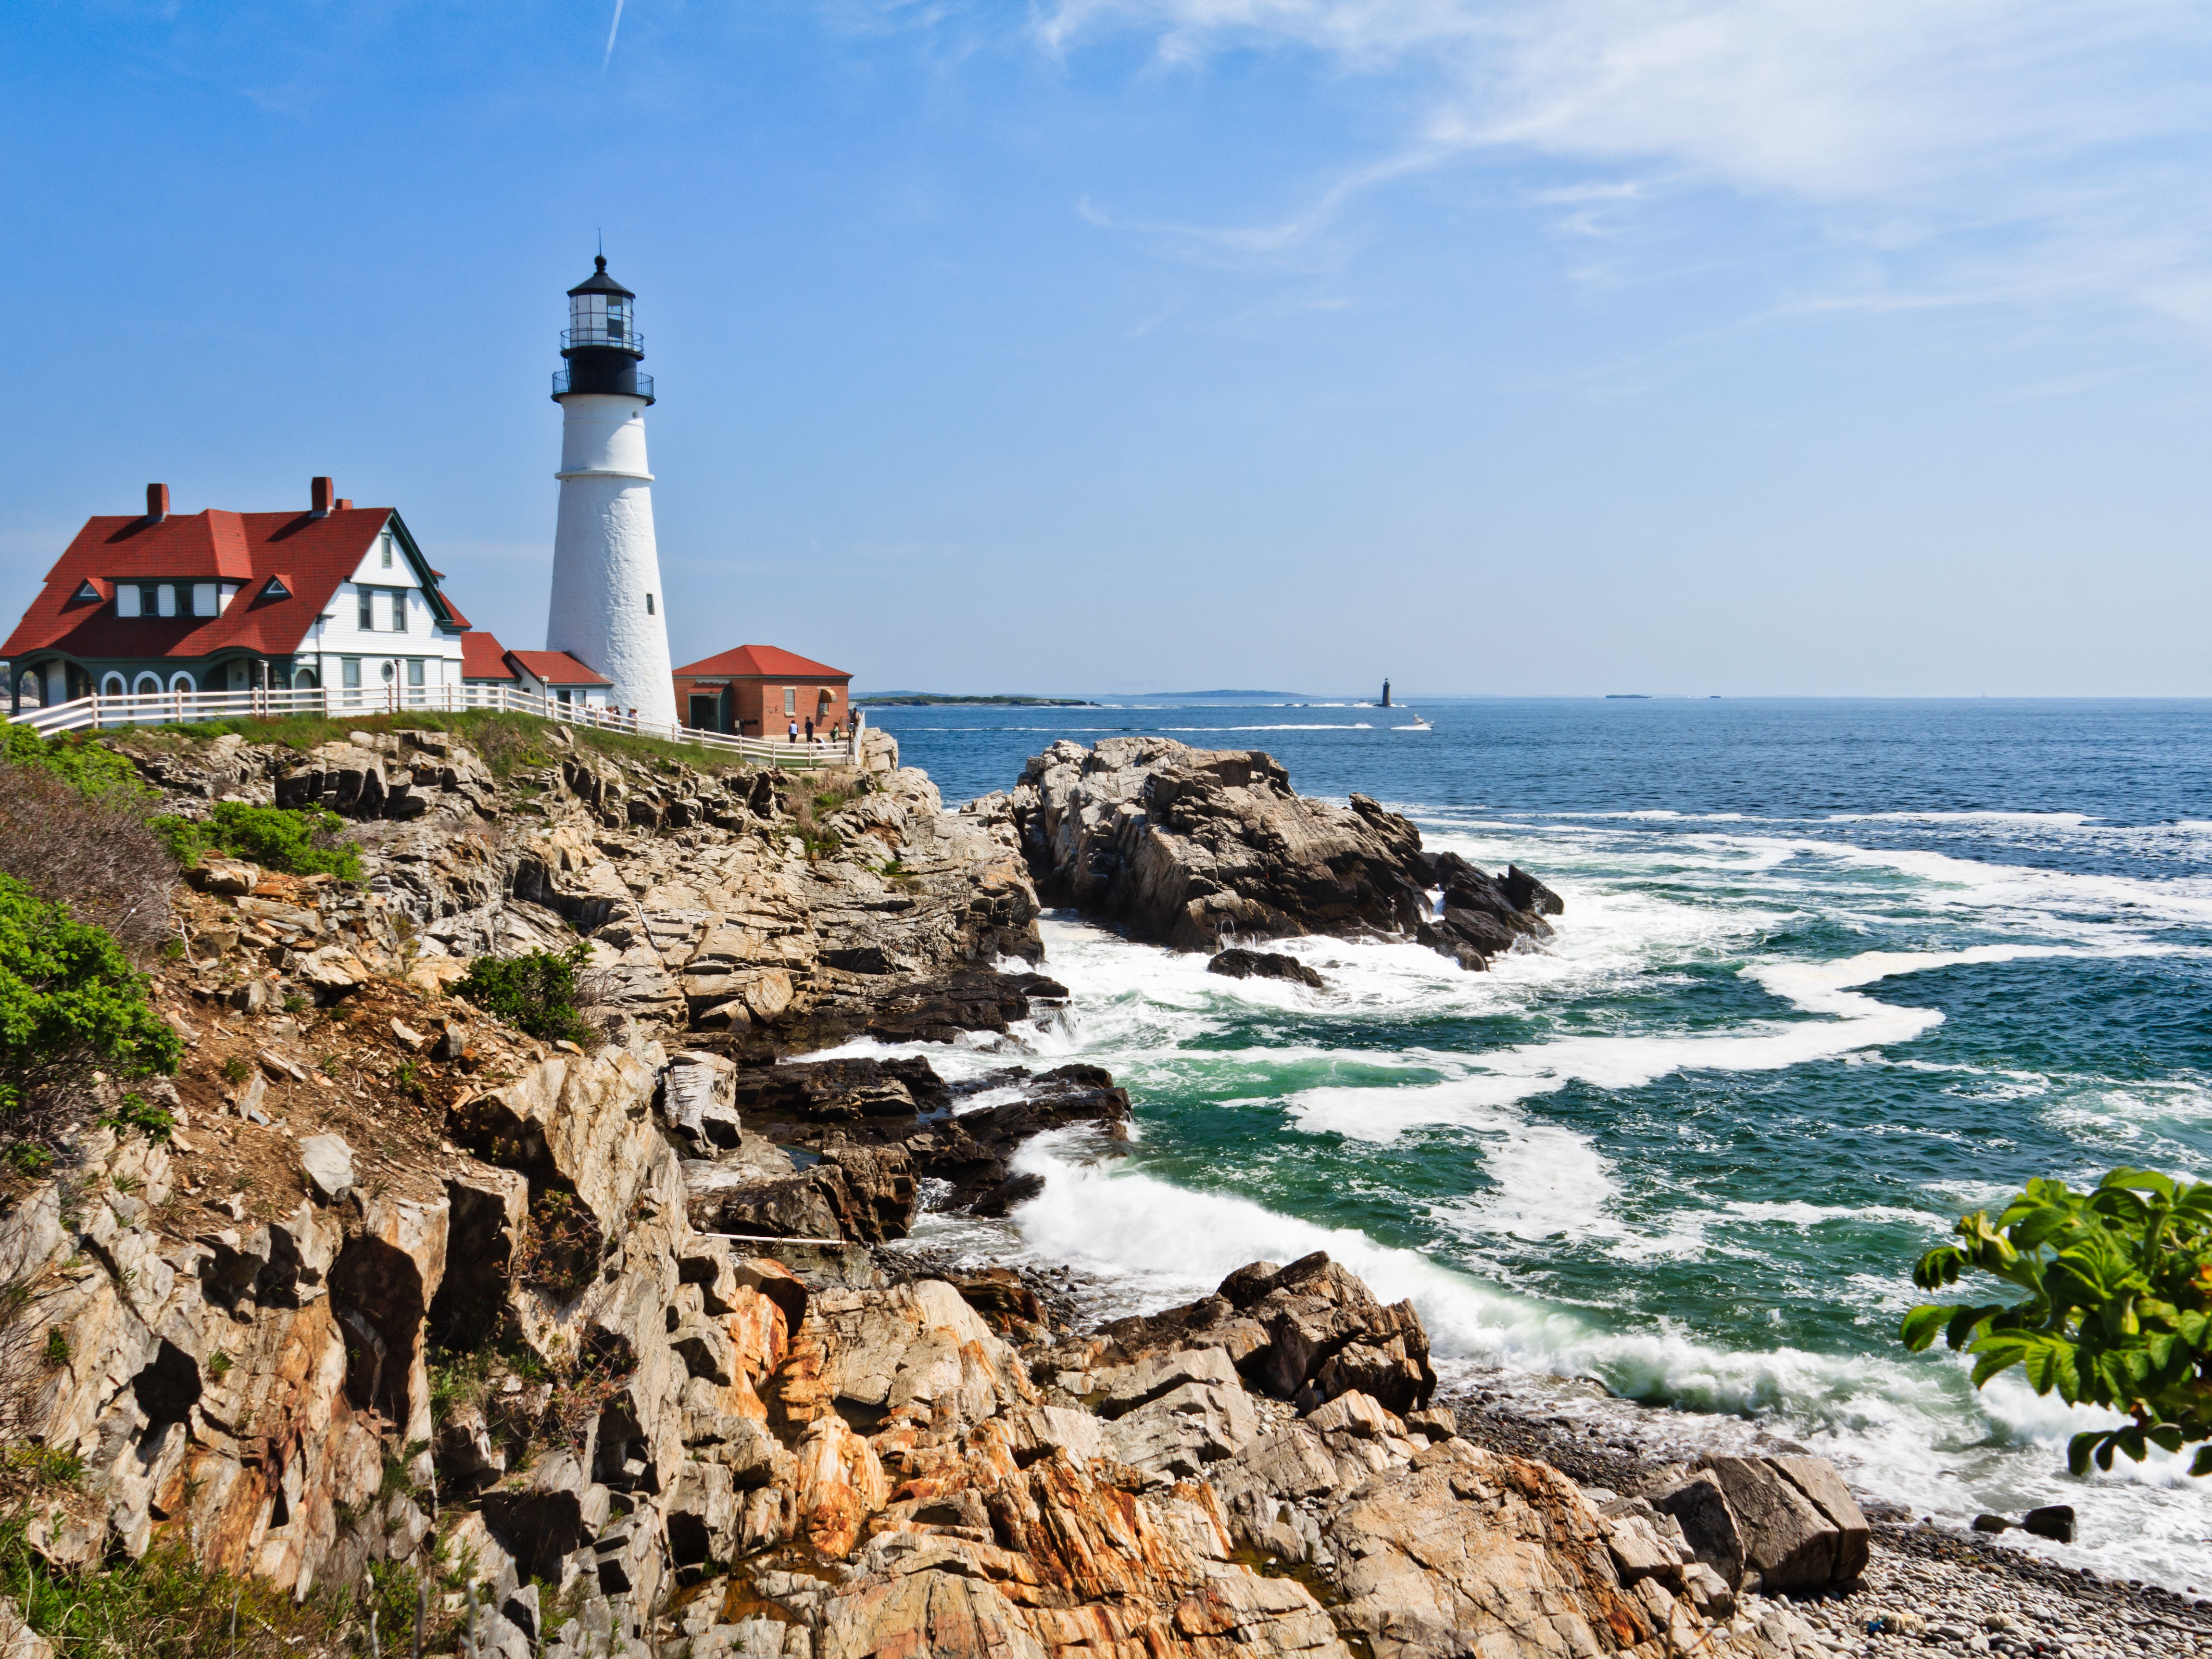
[878,1224,2212,1648]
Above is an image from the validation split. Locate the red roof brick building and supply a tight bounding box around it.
[672,645,852,739]
[3,478,471,711]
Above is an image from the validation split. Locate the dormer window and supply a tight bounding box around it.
[72,580,100,603]
[263,576,291,600]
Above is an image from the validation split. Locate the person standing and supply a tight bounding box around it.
[804,716,815,742]
[788,718,798,743]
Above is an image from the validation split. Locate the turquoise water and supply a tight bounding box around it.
[856,698,2212,1586]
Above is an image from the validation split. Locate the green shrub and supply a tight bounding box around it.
[101,1091,175,1143]
[453,944,592,1046]
[43,1328,68,1367]
[1902,1167,2212,1477]
[0,875,181,1161]
[0,726,149,803]
[151,801,361,881]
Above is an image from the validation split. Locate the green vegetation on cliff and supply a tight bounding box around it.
[151,800,363,882]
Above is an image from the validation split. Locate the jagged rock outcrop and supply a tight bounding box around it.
[1080,1252,1437,1416]
[1003,737,1561,969]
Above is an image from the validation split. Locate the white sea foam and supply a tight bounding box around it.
[828,805,2212,1586]
[1003,1135,2212,1585]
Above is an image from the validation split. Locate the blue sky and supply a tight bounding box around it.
[3,0,2210,696]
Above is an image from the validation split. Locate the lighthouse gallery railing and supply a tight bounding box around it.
[6,684,862,770]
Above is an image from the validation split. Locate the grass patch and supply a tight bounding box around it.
[0,1511,343,1657]
[126,709,755,783]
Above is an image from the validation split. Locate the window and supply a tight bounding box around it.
[358,586,373,630]
[219,582,239,611]
[407,659,425,687]
[191,583,218,617]
[784,687,796,715]
[101,673,125,697]
[133,672,162,696]
[390,590,406,633]
[116,586,141,618]
[156,584,176,617]
[645,592,655,615]
[380,532,394,569]
[342,658,361,688]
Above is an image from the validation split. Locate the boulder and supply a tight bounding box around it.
[1671,1455,1870,1592]
[2023,1504,2076,1544]
[1207,948,1327,990]
[297,1134,354,1202]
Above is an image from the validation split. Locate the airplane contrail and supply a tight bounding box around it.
[602,0,624,74]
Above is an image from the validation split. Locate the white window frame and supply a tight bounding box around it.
[358,586,374,630]
[116,586,141,618]
[156,584,177,617]
[191,582,218,617]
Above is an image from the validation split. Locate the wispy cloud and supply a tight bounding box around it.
[603,0,626,74]
[1038,0,2212,332]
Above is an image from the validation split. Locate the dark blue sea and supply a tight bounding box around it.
[854,698,2212,1584]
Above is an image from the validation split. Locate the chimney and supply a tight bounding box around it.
[146,483,169,523]
[335,498,353,511]
[310,476,334,517]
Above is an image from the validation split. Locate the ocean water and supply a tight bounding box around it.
[849,698,2212,1588]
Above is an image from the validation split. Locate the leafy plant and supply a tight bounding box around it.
[453,943,593,1045]
[219,1056,250,1086]
[43,1329,68,1367]
[101,1091,175,1143]
[151,801,361,881]
[0,876,182,1163]
[1902,1167,2212,1477]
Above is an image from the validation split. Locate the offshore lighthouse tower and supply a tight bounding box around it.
[546,255,677,727]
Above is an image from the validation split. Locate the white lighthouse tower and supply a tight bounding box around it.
[545,255,677,728]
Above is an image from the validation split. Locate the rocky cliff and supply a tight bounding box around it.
[0,718,1873,1659]
[1002,737,1562,969]
[2,1035,1864,1659]
[118,722,1056,1051]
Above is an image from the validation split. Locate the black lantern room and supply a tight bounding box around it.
[553,256,654,403]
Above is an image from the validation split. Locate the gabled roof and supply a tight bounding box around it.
[672,644,851,681]
[2,503,465,662]
[507,650,612,687]
[460,631,517,681]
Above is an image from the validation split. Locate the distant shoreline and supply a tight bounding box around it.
[855,692,1100,707]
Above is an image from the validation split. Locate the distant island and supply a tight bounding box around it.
[855,692,1100,707]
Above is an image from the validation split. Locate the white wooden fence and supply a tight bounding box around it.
[4,683,862,770]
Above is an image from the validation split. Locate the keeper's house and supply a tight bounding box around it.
[671,644,852,737]
[2,479,470,712]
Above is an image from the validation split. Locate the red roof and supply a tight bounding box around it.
[672,644,851,680]
[460,631,517,680]
[507,650,612,687]
[2,505,465,662]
